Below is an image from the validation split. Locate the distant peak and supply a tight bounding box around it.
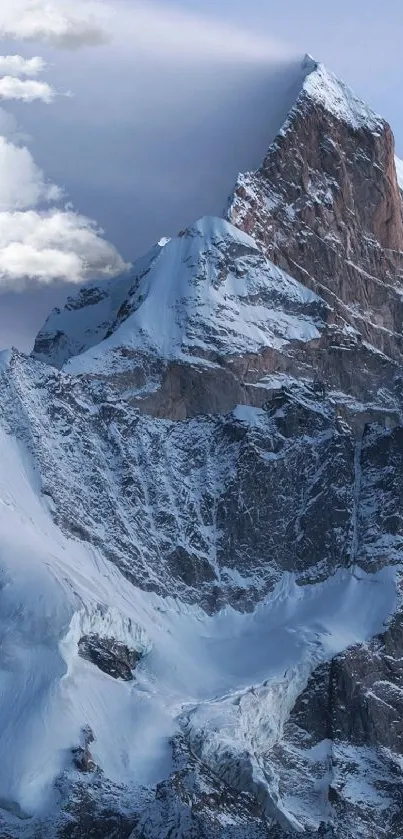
[299,55,383,132]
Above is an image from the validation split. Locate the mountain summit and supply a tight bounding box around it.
[0,56,402,838]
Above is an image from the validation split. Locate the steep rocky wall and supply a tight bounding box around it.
[229,62,403,371]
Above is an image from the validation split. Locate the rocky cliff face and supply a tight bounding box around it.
[229,55,403,407]
[0,56,402,839]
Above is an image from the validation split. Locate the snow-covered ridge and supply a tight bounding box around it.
[34,216,326,377]
[297,54,384,132]
[32,244,163,369]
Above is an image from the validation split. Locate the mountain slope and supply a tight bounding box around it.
[33,217,328,420]
[0,350,400,839]
[34,218,324,368]
[0,55,402,839]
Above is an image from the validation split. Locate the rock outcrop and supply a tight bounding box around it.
[78,635,142,680]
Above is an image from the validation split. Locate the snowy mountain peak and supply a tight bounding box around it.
[298,53,384,132]
[34,215,326,381]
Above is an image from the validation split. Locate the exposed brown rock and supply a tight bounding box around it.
[72,727,98,774]
[229,62,403,379]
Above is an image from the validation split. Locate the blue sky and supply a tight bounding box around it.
[173,0,403,138]
[0,0,401,349]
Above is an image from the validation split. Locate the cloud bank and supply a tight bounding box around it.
[0,51,54,103]
[0,210,126,287]
[0,0,125,290]
[0,136,125,287]
[0,0,111,48]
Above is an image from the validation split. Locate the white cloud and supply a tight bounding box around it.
[0,210,126,287]
[0,137,60,209]
[0,76,55,102]
[0,0,111,48]
[0,136,125,287]
[0,4,125,292]
[0,55,46,77]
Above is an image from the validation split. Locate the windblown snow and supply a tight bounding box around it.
[0,404,396,827]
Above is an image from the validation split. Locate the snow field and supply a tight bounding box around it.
[0,422,396,824]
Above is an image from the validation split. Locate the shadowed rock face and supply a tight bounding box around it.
[78,635,142,680]
[229,57,403,396]
[266,611,403,839]
[230,58,403,308]
[2,58,403,839]
[72,727,98,774]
